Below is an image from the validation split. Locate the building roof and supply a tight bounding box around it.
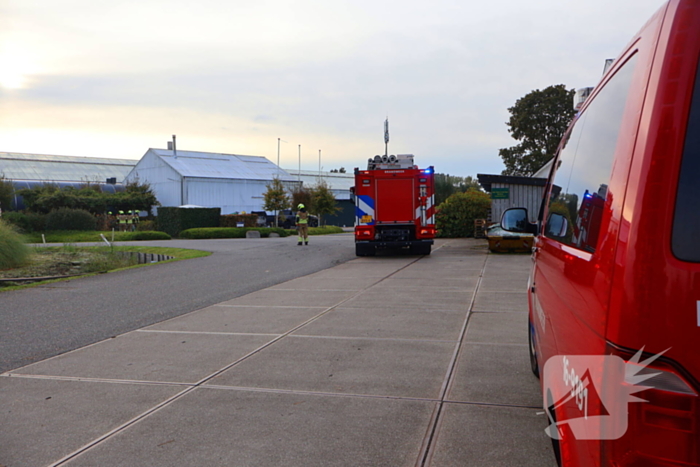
[150,149,295,181]
[477,173,548,192]
[0,152,136,183]
[284,169,355,190]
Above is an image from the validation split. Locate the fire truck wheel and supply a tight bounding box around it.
[410,244,431,255]
[355,243,375,257]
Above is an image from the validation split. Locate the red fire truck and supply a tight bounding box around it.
[353,154,436,256]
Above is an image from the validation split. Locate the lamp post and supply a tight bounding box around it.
[318,149,321,176]
[298,144,301,183]
[276,138,287,176]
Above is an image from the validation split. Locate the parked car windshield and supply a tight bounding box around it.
[672,58,700,262]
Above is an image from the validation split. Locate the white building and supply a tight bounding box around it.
[283,169,354,201]
[477,174,548,224]
[125,148,299,214]
[283,169,355,226]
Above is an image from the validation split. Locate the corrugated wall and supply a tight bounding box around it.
[186,178,269,214]
[125,152,182,208]
[491,183,544,223]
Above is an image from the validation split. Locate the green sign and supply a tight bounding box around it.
[491,188,510,199]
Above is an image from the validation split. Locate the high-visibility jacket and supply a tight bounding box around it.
[296,211,309,225]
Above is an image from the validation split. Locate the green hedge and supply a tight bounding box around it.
[157,207,221,237]
[179,227,289,239]
[2,211,48,233]
[436,190,491,237]
[284,226,344,236]
[308,226,344,235]
[120,231,172,241]
[45,208,97,231]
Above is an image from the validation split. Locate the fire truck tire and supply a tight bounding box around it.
[411,244,431,255]
[355,243,375,256]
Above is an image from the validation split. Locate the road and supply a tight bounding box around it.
[0,234,357,373]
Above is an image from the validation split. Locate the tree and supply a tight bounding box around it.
[0,174,15,213]
[262,178,290,227]
[290,184,312,213]
[499,84,576,176]
[434,173,482,206]
[18,181,159,214]
[309,179,339,226]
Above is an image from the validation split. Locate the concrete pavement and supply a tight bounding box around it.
[0,238,556,466]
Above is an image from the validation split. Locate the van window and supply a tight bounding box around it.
[672,58,700,262]
[545,54,638,252]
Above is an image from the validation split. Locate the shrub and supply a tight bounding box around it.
[0,220,29,269]
[45,208,97,231]
[157,207,221,237]
[308,226,344,235]
[179,227,288,239]
[2,212,47,233]
[3,212,29,232]
[27,212,47,232]
[436,190,491,237]
[136,220,156,231]
[121,231,172,241]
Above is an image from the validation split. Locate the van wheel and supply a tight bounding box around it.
[529,319,540,379]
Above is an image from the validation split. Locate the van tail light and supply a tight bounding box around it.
[603,343,700,466]
[355,226,374,240]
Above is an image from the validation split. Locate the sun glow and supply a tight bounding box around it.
[0,48,40,90]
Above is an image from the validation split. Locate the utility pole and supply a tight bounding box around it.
[298,144,301,183]
[318,149,321,176]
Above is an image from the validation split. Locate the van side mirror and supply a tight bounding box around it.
[501,208,538,235]
[545,212,569,238]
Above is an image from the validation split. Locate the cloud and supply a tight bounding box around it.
[1,0,668,177]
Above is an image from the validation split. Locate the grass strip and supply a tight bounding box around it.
[0,246,210,292]
[22,230,171,243]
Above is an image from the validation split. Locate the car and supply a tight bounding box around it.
[501,1,700,465]
[263,209,319,229]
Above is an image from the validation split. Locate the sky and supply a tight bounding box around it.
[0,0,668,177]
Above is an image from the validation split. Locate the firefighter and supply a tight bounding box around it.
[296,203,309,246]
[118,210,127,231]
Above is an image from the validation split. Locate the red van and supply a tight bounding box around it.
[501,1,700,465]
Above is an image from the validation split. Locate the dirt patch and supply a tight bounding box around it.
[0,248,135,279]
